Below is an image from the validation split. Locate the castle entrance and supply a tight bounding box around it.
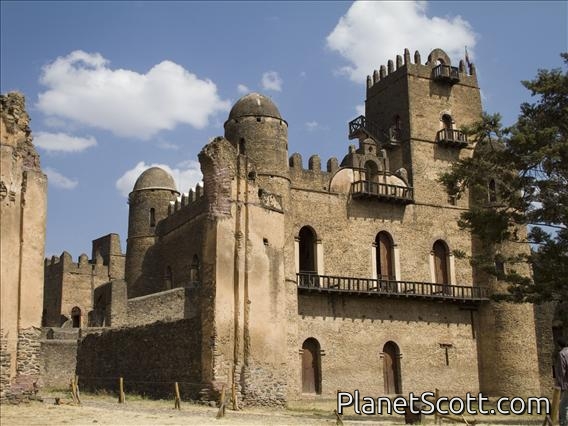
[383,341,401,394]
[301,338,321,394]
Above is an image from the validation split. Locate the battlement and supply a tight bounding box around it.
[45,250,108,275]
[366,48,477,94]
[167,183,205,217]
[157,183,208,235]
[289,153,340,192]
[289,153,339,174]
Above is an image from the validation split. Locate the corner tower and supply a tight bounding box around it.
[361,48,481,206]
[125,167,178,298]
[224,93,289,197]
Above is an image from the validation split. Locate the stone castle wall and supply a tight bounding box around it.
[76,318,203,399]
[0,92,46,401]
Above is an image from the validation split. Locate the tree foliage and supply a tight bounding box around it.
[441,53,568,303]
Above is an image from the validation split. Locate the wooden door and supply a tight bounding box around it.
[377,233,393,281]
[383,342,401,394]
[433,241,449,293]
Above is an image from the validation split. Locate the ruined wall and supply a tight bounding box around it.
[76,319,203,399]
[0,92,46,400]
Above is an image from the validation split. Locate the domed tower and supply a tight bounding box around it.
[224,93,289,193]
[125,167,179,298]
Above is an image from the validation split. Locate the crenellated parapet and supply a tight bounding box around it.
[158,183,208,235]
[289,152,340,192]
[366,48,478,94]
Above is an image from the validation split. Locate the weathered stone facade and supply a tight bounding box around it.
[0,92,47,401]
[40,48,557,405]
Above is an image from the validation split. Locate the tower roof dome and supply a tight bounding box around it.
[228,92,282,121]
[132,167,178,192]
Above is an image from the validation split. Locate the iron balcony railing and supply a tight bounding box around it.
[297,273,489,302]
[351,180,414,204]
[436,128,469,148]
[348,115,399,147]
[432,64,460,84]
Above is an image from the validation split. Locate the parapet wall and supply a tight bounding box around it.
[289,153,338,192]
[76,318,203,399]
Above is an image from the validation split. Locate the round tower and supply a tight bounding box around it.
[224,93,289,185]
[124,167,179,298]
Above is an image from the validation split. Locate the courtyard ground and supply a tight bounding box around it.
[0,392,548,425]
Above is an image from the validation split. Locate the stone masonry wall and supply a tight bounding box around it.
[126,287,197,327]
[40,339,78,389]
[76,318,203,399]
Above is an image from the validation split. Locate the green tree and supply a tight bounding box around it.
[441,53,568,304]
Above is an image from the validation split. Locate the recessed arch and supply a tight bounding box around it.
[442,114,453,131]
[299,226,317,273]
[376,231,395,281]
[301,338,321,395]
[383,341,402,394]
[190,255,200,283]
[433,240,450,289]
[71,306,81,328]
[164,266,173,290]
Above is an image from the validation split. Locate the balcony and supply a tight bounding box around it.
[432,64,460,84]
[297,273,489,303]
[351,180,414,204]
[436,128,469,148]
[348,115,399,148]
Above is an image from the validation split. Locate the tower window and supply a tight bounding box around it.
[149,208,156,227]
[299,226,317,273]
[376,232,395,281]
[239,138,246,155]
[164,266,173,290]
[442,114,453,131]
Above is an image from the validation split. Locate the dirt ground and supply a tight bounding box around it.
[0,392,547,425]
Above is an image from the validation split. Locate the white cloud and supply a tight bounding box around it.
[34,131,97,152]
[326,1,477,83]
[237,84,250,94]
[37,50,230,139]
[45,167,78,189]
[261,71,283,92]
[355,104,365,115]
[305,121,319,131]
[115,160,203,197]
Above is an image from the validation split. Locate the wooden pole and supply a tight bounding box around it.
[74,375,81,406]
[69,378,77,404]
[118,377,125,403]
[230,366,238,411]
[216,385,226,419]
[551,388,561,426]
[174,382,181,410]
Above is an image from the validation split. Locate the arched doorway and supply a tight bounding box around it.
[299,226,317,273]
[376,232,395,281]
[433,240,450,294]
[71,306,81,328]
[302,338,321,394]
[383,341,401,394]
[442,114,453,131]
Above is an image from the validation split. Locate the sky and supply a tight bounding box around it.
[1,1,566,258]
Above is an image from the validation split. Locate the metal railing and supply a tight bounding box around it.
[432,64,460,83]
[436,128,468,148]
[348,115,399,147]
[297,273,489,302]
[351,180,414,204]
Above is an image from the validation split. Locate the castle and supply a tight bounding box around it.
[37,48,553,405]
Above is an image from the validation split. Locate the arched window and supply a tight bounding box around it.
[383,341,402,394]
[376,232,395,281]
[488,179,497,203]
[365,160,379,182]
[442,114,453,131]
[71,306,81,328]
[149,208,156,227]
[433,240,450,293]
[299,226,317,273]
[301,338,321,395]
[164,266,173,290]
[190,255,200,283]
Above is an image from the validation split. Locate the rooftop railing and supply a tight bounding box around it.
[297,273,489,303]
[351,180,414,204]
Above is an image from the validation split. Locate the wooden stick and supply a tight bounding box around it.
[69,378,77,404]
[174,382,181,410]
[551,388,560,425]
[118,377,125,403]
[231,366,238,411]
[216,385,226,418]
[74,375,81,406]
[333,409,344,426]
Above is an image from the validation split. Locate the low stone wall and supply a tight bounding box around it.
[40,339,78,389]
[76,318,203,399]
[126,287,197,327]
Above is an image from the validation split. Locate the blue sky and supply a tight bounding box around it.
[1,1,566,258]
